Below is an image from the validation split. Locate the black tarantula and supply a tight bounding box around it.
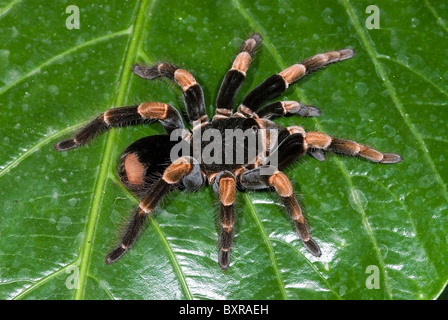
[54,34,402,270]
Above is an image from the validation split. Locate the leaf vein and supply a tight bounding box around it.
[423,0,448,34]
[243,194,288,299]
[377,54,448,96]
[0,28,131,97]
[231,0,377,298]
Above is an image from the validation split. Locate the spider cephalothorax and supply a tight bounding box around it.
[54,34,402,270]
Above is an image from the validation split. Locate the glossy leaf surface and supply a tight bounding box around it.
[0,0,447,300]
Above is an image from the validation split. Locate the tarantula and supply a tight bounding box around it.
[54,34,402,270]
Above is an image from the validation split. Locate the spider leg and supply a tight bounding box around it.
[54,102,184,151]
[133,63,208,125]
[286,126,403,164]
[239,166,321,257]
[213,171,237,270]
[105,156,203,264]
[264,132,306,171]
[241,49,354,112]
[214,34,262,120]
[256,101,321,119]
[270,126,325,164]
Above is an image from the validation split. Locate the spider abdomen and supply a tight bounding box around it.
[118,135,177,195]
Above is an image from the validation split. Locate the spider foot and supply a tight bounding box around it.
[54,139,78,151]
[381,153,402,164]
[218,249,231,271]
[132,63,170,80]
[105,246,127,265]
[302,238,322,257]
[287,102,321,117]
[308,149,326,161]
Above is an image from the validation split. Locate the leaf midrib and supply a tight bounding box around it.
[73,0,151,300]
[3,0,445,300]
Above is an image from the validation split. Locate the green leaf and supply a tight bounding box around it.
[1,0,447,300]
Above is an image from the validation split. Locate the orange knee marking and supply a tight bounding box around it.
[282,101,301,113]
[268,171,293,198]
[138,203,152,215]
[287,126,306,135]
[138,102,169,120]
[305,132,332,149]
[174,69,197,91]
[279,64,306,85]
[162,157,192,184]
[231,52,251,74]
[219,177,236,206]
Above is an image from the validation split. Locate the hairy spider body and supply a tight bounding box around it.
[54,34,402,270]
[195,117,260,173]
[118,135,176,196]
